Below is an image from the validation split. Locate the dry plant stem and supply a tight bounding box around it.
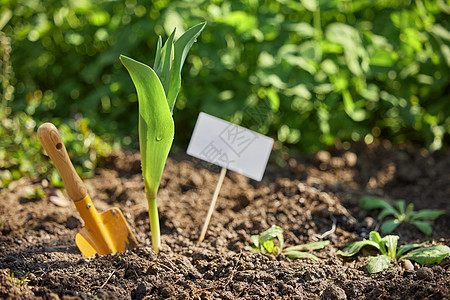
[148,197,161,253]
[198,167,227,243]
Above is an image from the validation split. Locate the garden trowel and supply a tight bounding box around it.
[37,122,138,257]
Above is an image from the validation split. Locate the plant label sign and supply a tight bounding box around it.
[187,112,274,181]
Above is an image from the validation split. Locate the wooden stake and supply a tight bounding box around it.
[198,167,227,243]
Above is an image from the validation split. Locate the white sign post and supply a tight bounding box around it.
[187,112,274,242]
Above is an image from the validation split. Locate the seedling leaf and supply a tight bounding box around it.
[366,255,391,274]
[250,234,260,248]
[410,209,446,221]
[336,240,381,257]
[393,200,405,215]
[359,196,393,210]
[400,245,450,265]
[155,30,175,94]
[410,220,432,235]
[369,231,383,244]
[396,242,428,258]
[378,206,398,220]
[153,36,162,70]
[167,22,206,112]
[369,231,386,254]
[259,225,284,255]
[120,55,174,199]
[380,219,401,233]
[383,235,399,258]
[284,251,320,260]
[284,240,330,252]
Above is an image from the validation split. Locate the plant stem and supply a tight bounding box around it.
[147,197,161,253]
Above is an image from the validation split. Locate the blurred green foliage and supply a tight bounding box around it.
[1,0,449,185]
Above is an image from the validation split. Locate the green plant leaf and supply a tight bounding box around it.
[155,30,175,95]
[405,203,414,219]
[284,240,330,252]
[153,35,162,70]
[366,255,391,274]
[251,234,260,248]
[337,240,381,257]
[120,55,174,199]
[359,196,392,210]
[369,231,382,244]
[410,209,446,221]
[284,251,320,260]
[246,244,260,253]
[380,219,401,233]
[383,235,399,258]
[400,245,450,265]
[411,220,433,235]
[360,196,397,220]
[259,225,284,255]
[393,200,406,215]
[378,208,398,221]
[262,239,276,254]
[369,231,387,255]
[167,21,206,112]
[396,242,428,259]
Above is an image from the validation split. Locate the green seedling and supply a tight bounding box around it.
[10,272,30,287]
[360,196,445,235]
[247,225,330,260]
[337,231,450,274]
[24,187,45,201]
[120,22,205,253]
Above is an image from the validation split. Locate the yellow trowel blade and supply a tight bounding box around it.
[75,207,139,257]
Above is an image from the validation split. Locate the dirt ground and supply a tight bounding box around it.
[0,141,449,299]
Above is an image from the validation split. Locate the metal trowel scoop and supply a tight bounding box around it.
[37,122,138,257]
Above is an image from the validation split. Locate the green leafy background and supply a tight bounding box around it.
[1,0,449,185]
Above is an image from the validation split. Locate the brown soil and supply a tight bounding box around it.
[1,142,449,299]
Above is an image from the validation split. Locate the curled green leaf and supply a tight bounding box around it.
[284,240,330,252]
[337,240,381,257]
[396,242,428,259]
[400,245,450,265]
[284,251,320,260]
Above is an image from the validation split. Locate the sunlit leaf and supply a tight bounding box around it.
[383,235,399,258]
[396,242,428,259]
[284,240,330,252]
[337,240,381,257]
[400,245,450,265]
[366,255,391,274]
[120,55,174,199]
[284,251,320,260]
[166,22,206,112]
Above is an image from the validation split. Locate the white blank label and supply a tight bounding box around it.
[187,112,274,181]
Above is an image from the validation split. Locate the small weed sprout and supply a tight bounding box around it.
[10,272,30,287]
[360,196,445,235]
[24,187,45,201]
[246,225,329,260]
[337,231,450,274]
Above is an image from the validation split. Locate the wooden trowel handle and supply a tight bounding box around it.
[37,122,87,202]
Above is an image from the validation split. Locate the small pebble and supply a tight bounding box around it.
[401,259,414,271]
[416,267,433,281]
[66,216,81,229]
[321,284,347,300]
